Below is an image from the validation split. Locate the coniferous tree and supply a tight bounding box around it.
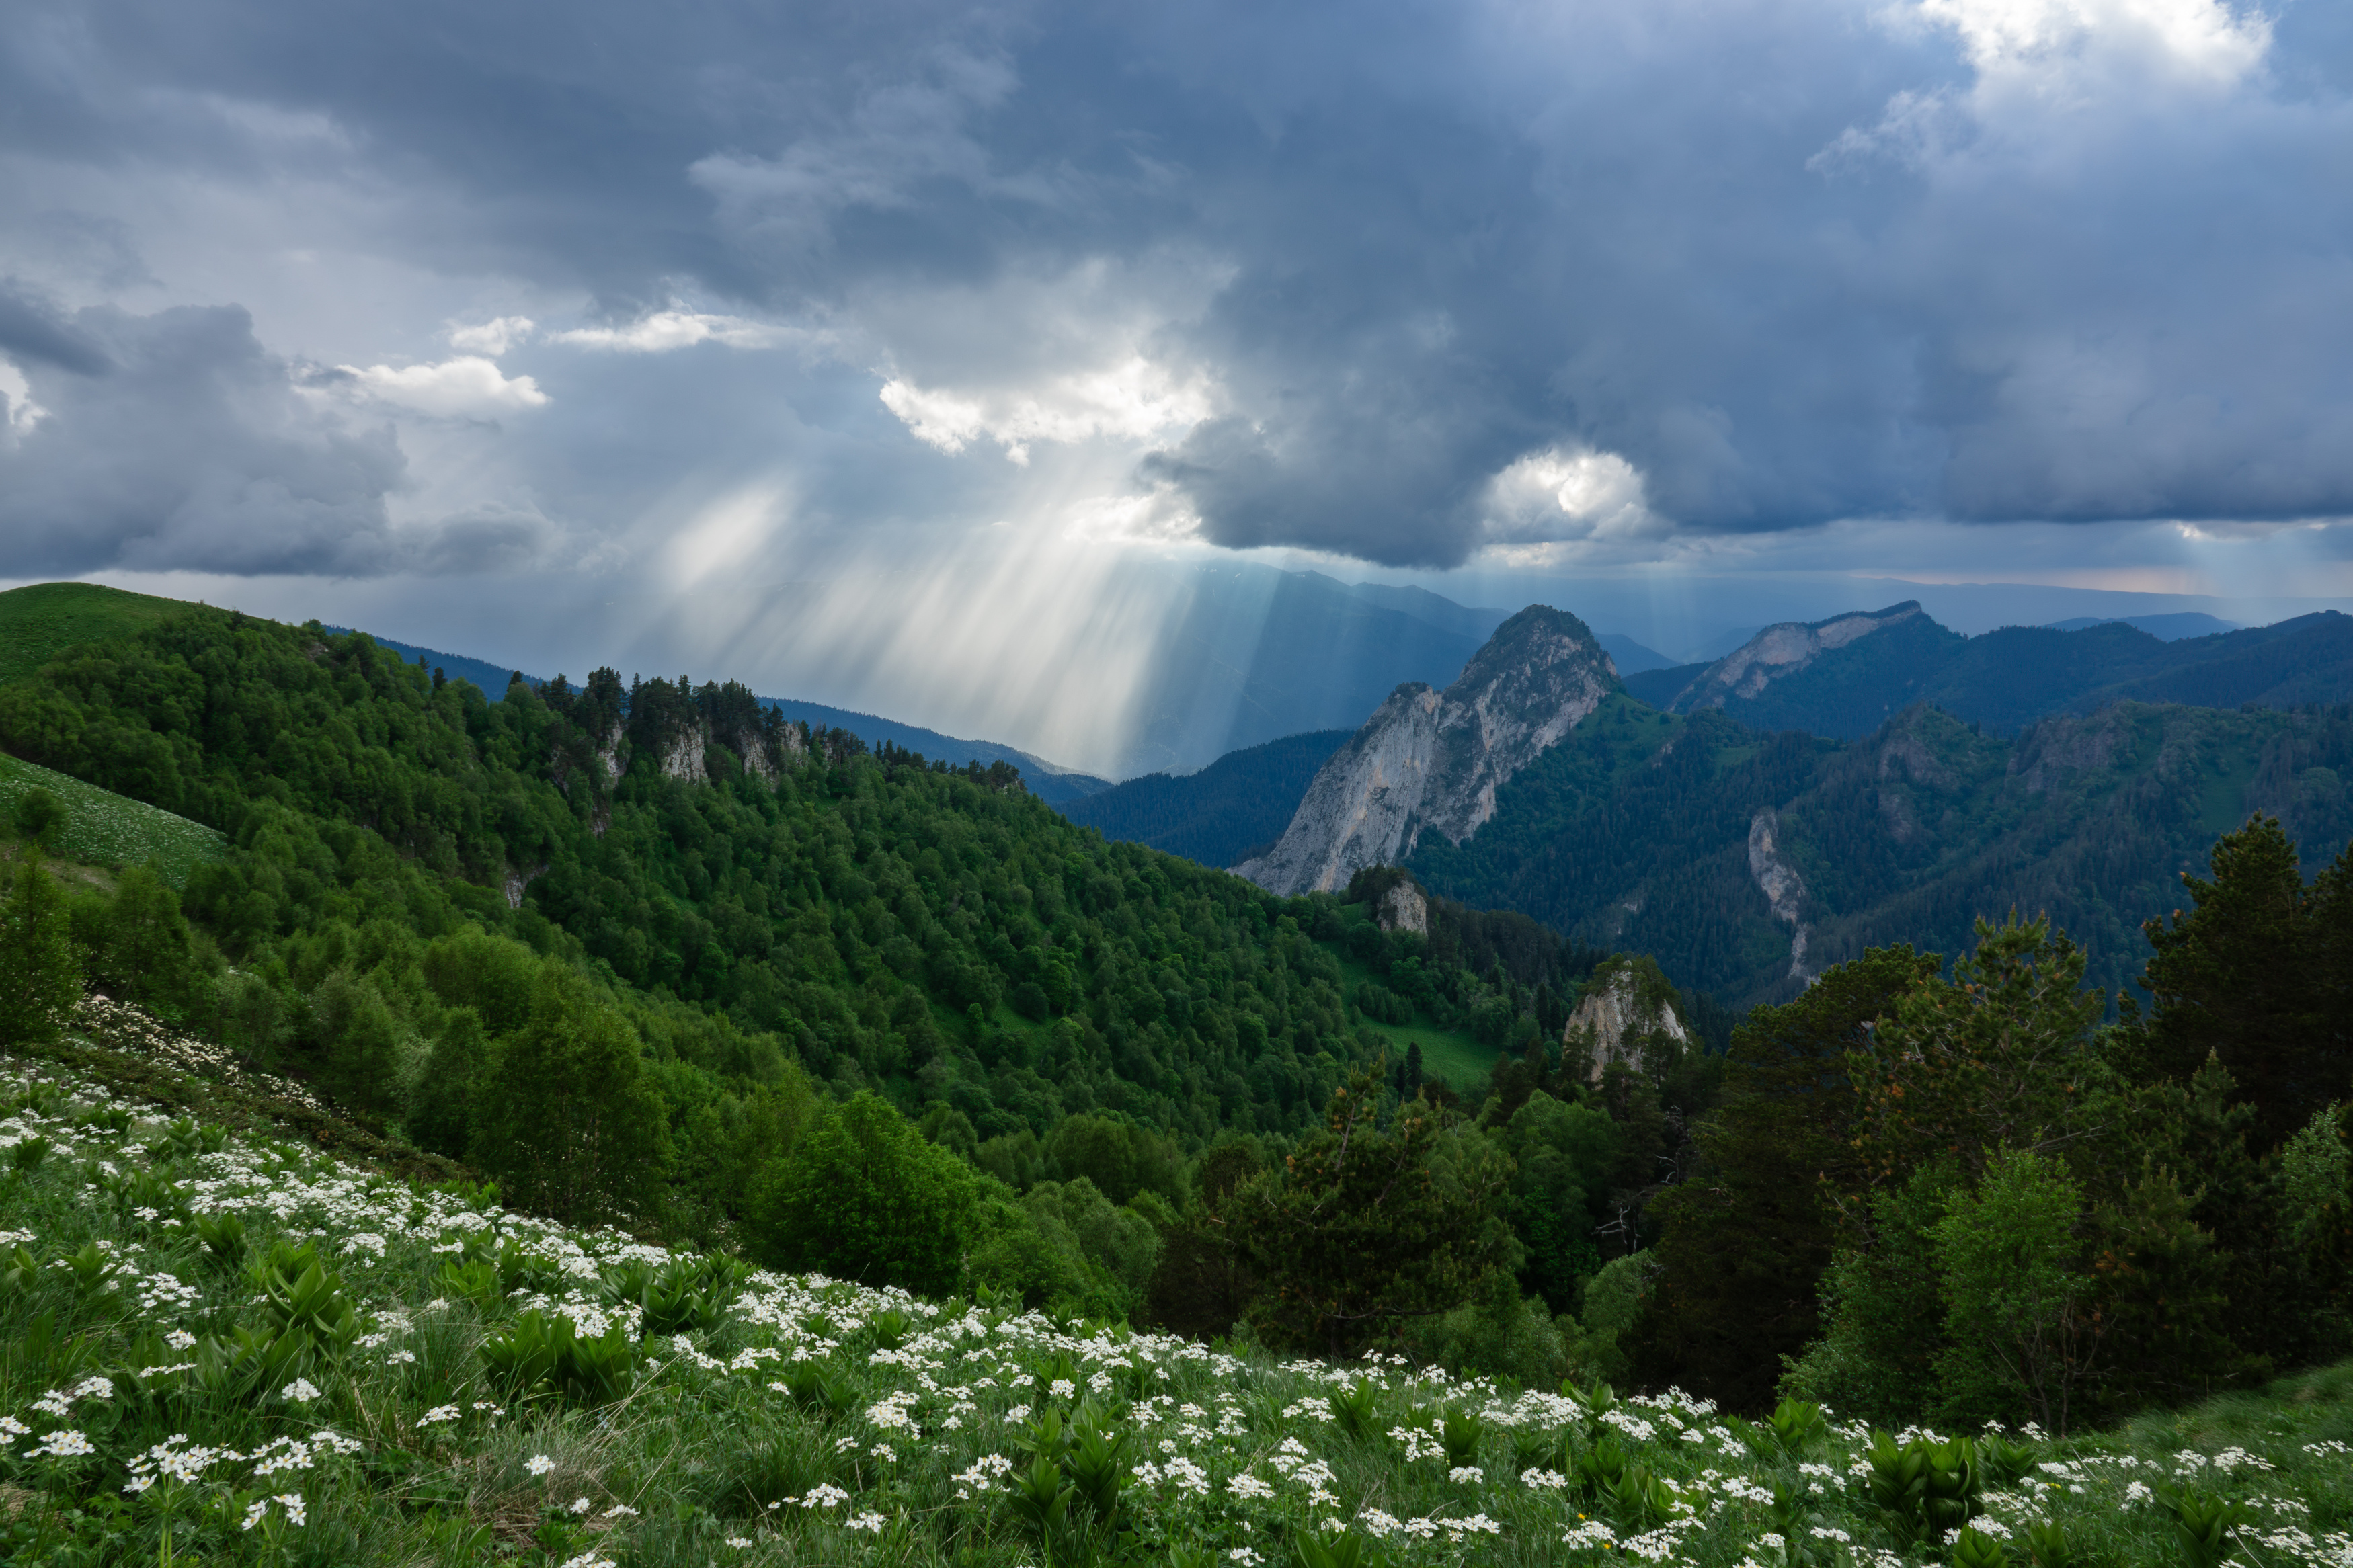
[1638,944,1937,1410]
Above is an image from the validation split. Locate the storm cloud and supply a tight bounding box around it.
[1,0,2348,578]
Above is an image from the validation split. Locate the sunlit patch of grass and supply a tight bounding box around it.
[0,753,225,885]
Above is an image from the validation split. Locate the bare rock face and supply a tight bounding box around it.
[1747,808,1815,985]
[1562,960,1691,1083]
[1378,879,1429,936]
[1235,607,1618,895]
[1667,602,1924,712]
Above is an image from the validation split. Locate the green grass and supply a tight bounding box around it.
[0,580,196,687]
[0,751,225,884]
[1320,911,1497,1089]
[3,1032,2351,1568]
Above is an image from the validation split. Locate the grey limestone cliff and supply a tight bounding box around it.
[1562,960,1691,1083]
[1665,602,1926,712]
[1234,606,1619,895]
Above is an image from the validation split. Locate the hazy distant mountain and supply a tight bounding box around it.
[344,630,1113,805]
[1115,568,1508,774]
[1597,634,1675,674]
[1638,605,2353,740]
[1058,729,1353,868]
[2044,612,2241,640]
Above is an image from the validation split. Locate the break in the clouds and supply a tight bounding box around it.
[1,0,2348,582]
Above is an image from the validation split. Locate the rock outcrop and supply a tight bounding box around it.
[1377,878,1429,936]
[1234,607,1619,895]
[1562,958,1691,1083]
[1746,808,1815,985]
[1666,602,1925,712]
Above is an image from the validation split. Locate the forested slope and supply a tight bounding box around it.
[0,595,1624,1246]
[1410,690,2353,1011]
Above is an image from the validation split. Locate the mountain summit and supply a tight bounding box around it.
[1234,606,1618,895]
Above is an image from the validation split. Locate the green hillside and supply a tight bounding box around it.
[0,751,225,884]
[0,581,194,686]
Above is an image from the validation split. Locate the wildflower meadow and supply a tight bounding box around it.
[3,1014,2351,1568]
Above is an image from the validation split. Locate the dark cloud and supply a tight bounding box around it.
[0,291,407,575]
[1,0,2348,575]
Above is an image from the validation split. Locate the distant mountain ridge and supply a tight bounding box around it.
[1634,604,2353,739]
[1058,729,1353,869]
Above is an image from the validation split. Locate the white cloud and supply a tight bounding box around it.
[447,315,535,356]
[1917,0,2269,89]
[880,354,1216,465]
[1823,0,2272,169]
[1480,445,1663,547]
[550,310,801,353]
[0,358,48,435]
[335,356,549,416]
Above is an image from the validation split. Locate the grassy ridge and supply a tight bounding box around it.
[0,751,225,884]
[0,581,192,686]
[2,1037,2349,1568]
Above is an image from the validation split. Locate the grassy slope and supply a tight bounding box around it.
[1325,903,1498,1088]
[0,581,194,687]
[2,1034,2348,1568]
[0,751,225,885]
[0,583,228,884]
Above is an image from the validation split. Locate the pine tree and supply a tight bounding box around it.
[1639,944,1938,1410]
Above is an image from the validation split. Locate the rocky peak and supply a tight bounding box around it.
[1667,602,1925,712]
[1562,957,1690,1083]
[1234,606,1619,895]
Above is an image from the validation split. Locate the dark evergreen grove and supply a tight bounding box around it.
[0,593,2348,1430]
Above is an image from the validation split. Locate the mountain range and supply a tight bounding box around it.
[1623,601,2353,738]
[1220,600,2353,1012]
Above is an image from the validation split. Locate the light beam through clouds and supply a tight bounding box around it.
[2,0,2351,766]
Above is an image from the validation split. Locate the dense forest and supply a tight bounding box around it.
[1,589,2348,1432]
[1410,687,2353,1012]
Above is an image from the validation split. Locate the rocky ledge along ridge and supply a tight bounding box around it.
[1661,601,1925,712]
[1234,606,1619,896]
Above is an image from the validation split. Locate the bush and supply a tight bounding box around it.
[749,1091,981,1295]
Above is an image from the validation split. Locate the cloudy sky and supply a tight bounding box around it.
[3,0,2350,768]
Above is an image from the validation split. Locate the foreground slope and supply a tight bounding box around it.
[3,1055,2348,1568]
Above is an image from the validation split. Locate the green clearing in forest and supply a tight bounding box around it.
[0,751,225,884]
